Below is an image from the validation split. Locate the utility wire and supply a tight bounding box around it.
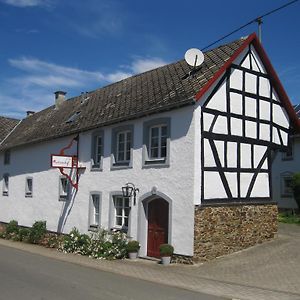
[201,0,299,51]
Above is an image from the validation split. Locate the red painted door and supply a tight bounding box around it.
[147,199,169,258]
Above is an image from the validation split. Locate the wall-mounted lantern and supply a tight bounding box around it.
[122,182,139,205]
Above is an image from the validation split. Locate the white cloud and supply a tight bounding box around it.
[131,57,167,73]
[8,57,105,88]
[1,56,168,118]
[1,0,50,7]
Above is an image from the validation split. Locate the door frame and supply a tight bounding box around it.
[137,190,173,257]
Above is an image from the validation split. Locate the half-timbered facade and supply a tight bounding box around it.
[201,46,290,204]
[0,33,299,261]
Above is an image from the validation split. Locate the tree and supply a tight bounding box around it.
[291,173,300,210]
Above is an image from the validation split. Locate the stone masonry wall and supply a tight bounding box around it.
[194,204,278,262]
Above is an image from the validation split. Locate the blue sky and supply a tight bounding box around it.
[0,0,299,119]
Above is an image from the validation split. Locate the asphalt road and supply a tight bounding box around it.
[0,245,225,300]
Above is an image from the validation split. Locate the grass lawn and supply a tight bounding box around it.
[278,212,300,225]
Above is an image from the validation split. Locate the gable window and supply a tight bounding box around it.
[59,176,69,201]
[4,150,10,165]
[25,177,33,197]
[111,125,133,169]
[91,131,104,170]
[281,172,293,197]
[113,195,130,231]
[89,192,101,230]
[2,174,9,196]
[143,118,170,167]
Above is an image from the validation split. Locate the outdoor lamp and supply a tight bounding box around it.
[122,182,139,205]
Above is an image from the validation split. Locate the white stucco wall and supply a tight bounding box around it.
[272,135,300,208]
[0,105,196,256]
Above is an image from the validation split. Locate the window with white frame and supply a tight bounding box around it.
[111,125,133,168]
[117,131,131,162]
[281,173,293,197]
[2,174,9,196]
[113,196,130,231]
[91,131,103,169]
[25,177,33,197]
[143,118,170,166]
[59,176,69,201]
[89,193,101,229]
[149,125,167,159]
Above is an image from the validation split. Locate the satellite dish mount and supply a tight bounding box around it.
[184,48,204,78]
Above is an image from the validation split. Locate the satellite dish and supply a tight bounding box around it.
[184,48,204,68]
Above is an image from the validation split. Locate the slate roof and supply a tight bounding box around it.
[0,37,247,150]
[0,116,19,144]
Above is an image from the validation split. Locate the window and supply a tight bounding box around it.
[25,177,33,197]
[4,150,10,165]
[89,193,101,230]
[59,176,69,201]
[149,125,167,159]
[143,118,170,166]
[2,174,9,196]
[281,173,293,197]
[117,131,131,162]
[113,196,130,231]
[111,125,133,168]
[91,131,104,170]
[66,111,81,124]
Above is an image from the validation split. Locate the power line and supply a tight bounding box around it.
[201,0,299,51]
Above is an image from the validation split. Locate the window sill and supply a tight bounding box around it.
[91,167,103,172]
[143,159,169,169]
[110,227,128,233]
[59,196,68,201]
[88,225,100,231]
[111,162,132,170]
[2,193,8,197]
[25,195,33,198]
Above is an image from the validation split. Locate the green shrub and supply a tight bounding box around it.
[29,221,47,244]
[278,212,300,224]
[126,240,140,253]
[19,228,30,242]
[6,220,19,235]
[291,173,300,209]
[58,227,128,260]
[89,229,127,259]
[159,244,174,257]
[45,234,63,248]
[58,228,91,255]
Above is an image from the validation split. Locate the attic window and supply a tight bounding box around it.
[66,111,81,124]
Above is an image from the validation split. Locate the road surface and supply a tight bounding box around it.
[0,244,225,300]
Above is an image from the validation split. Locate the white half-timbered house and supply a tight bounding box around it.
[1,33,299,261]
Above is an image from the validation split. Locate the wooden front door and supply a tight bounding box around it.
[147,198,169,258]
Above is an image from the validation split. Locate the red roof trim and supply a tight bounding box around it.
[194,33,256,101]
[195,33,300,132]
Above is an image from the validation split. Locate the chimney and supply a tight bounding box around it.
[26,111,35,117]
[54,91,67,109]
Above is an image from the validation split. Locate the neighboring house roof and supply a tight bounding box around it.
[0,116,20,144]
[0,33,299,151]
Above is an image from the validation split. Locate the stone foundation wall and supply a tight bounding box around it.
[194,204,278,262]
